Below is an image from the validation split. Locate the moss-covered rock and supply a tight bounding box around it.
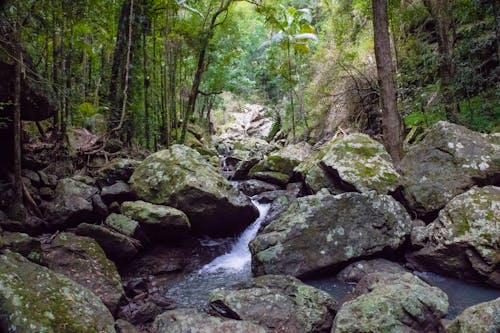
[332,272,448,333]
[336,259,408,283]
[446,297,500,333]
[249,142,312,186]
[296,134,400,194]
[153,309,267,333]
[1,232,43,264]
[44,232,125,314]
[121,200,190,241]
[209,275,337,333]
[250,190,412,277]
[104,213,142,239]
[130,145,258,236]
[407,186,500,287]
[400,121,500,217]
[75,223,140,261]
[0,251,115,333]
[96,158,141,185]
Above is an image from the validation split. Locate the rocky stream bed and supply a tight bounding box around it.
[0,120,499,333]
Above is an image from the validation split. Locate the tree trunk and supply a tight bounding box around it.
[423,0,459,121]
[143,31,150,149]
[372,0,403,165]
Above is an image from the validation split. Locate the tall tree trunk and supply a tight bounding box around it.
[143,31,150,148]
[372,0,403,165]
[423,0,459,121]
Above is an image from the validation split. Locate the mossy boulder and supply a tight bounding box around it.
[296,134,400,194]
[406,186,500,287]
[400,121,500,218]
[121,200,190,241]
[332,272,448,333]
[0,251,115,333]
[249,142,312,186]
[130,145,258,236]
[75,223,140,261]
[209,275,337,333]
[446,297,500,333]
[42,177,97,229]
[96,158,141,185]
[104,213,145,241]
[1,232,43,264]
[250,189,412,277]
[153,309,267,333]
[44,232,125,314]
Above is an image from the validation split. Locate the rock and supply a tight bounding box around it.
[406,186,500,287]
[250,190,412,277]
[0,251,115,333]
[296,134,400,194]
[104,213,145,240]
[249,142,313,186]
[253,190,290,204]
[42,177,97,228]
[75,223,140,261]
[209,275,337,333]
[44,232,125,314]
[97,158,141,185]
[121,201,190,242]
[130,145,258,236]
[237,179,282,196]
[72,175,97,186]
[1,231,43,263]
[337,259,408,283]
[120,301,161,325]
[445,297,500,333]
[109,201,121,214]
[39,186,54,200]
[153,309,267,333]
[400,121,500,218]
[115,319,141,333]
[261,194,296,230]
[22,169,41,187]
[332,272,448,333]
[38,170,58,188]
[232,157,260,180]
[91,194,108,221]
[101,181,137,204]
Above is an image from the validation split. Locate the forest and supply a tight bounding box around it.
[0,0,499,332]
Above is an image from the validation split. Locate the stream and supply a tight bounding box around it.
[165,183,500,319]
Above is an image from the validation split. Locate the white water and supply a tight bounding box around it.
[165,200,270,309]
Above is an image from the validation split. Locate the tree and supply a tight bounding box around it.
[372,0,403,165]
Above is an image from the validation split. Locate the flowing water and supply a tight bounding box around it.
[165,200,270,309]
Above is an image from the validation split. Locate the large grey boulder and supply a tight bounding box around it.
[249,142,312,186]
[332,272,449,333]
[446,297,500,333]
[250,190,412,277]
[42,177,97,228]
[130,145,258,236]
[406,186,500,287]
[153,309,267,333]
[44,232,125,314]
[209,275,337,333]
[0,251,115,333]
[336,259,408,283]
[400,121,500,217]
[295,134,400,194]
[121,200,190,241]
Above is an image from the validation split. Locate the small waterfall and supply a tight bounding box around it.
[165,199,270,309]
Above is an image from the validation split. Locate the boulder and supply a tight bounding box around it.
[295,134,400,194]
[332,272,448,333]
[232,157,260,180]
[250,190,412,277]
[44,232,125,314]
[406,186,500,287]
[101,181,137,204]
[400,121,500,218]
[104,213,145,241]
[0,251,115,333]
[42,177,97,228]
[75,223,140,261]
[209,275,337,333]
[237,179,282,196]
[121,200,190,241]
[153,309,267,333]
[336,259,408,283]
[1,231,43,263]
[96,158,141,184]
[130,145,258,236]
[445,297,500,333]
[249,142,312,186]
